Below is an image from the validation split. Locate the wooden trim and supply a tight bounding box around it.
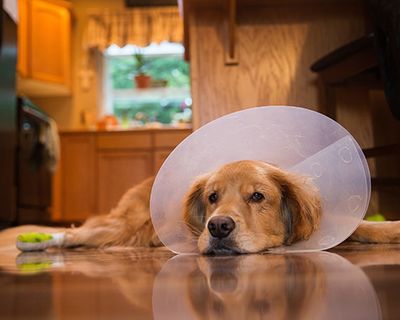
[316,49,377,85]
[363,144,400,158]
[224,0,238,65]
[183,0,191,61]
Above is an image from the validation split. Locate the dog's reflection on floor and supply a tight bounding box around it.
[153,253,381,320]
[186,255,325,319]
[181,255,325,319]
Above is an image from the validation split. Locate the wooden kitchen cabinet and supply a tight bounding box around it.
[59,134,96,221]
[153,150,172,172]
[55,129,191,222]
[95,131,154,213]
[153,130,190,172]
[97,151,153,214]
[17,0,71,96]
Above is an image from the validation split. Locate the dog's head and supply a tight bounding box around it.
[183,160,321,254]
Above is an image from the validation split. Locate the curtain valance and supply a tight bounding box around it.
[80,7,183,90]
[82,6,183,51]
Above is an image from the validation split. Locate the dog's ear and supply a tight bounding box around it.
[271,169,322,245]
[183,174,210,235]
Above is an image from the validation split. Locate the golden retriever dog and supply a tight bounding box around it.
[50,159,400,255]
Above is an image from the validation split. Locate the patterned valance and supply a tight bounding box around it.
[80,6,183,90]
[82,6,183,51]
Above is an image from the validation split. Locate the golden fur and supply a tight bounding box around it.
[63,177,161,249]
[31,160,400,253]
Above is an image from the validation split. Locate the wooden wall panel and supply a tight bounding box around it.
[189,3,366,128]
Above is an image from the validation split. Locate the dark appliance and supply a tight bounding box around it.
[0,2,52,228]
[17,97,52,224]
[0,0,18,228]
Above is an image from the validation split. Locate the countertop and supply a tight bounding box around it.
[59,124,192,135]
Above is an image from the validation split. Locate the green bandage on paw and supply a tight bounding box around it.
[17,232,53,243]
[16,232,65,252]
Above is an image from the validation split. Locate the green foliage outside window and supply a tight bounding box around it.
[109,55,190,89]
[108,54,191,125]
[109,56,135,89]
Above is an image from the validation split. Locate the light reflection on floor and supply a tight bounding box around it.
[1,244,400,319]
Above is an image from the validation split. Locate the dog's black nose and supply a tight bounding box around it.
[208,216,235,239]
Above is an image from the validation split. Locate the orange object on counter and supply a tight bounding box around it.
[97,115,119,130]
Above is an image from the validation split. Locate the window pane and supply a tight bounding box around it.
[105,43,191,127]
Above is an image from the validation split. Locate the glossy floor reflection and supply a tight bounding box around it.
[1,243,400,319]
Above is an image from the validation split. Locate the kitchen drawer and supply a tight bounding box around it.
[96,132,152,150]
[154,130,191,148]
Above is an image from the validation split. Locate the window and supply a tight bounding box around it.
[103,42,192,128]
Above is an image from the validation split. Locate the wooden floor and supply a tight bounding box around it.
[0,229,400,319]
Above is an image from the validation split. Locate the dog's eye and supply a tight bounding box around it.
[250,192,265,202]
[208,192,218,204]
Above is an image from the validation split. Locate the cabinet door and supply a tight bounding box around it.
[61,135,96,221]
[154,149,173,174]
[97,151,153,214]
[30,0,71,85]
[153,130,191,173]
[17,0,29,77]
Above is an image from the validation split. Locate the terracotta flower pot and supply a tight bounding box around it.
[134,74,152,88]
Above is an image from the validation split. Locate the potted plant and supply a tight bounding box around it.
[133,53,151,89]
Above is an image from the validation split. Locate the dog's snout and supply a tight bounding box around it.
[208,216,235,239]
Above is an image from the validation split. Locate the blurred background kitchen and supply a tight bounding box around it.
[0,0,399,229]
